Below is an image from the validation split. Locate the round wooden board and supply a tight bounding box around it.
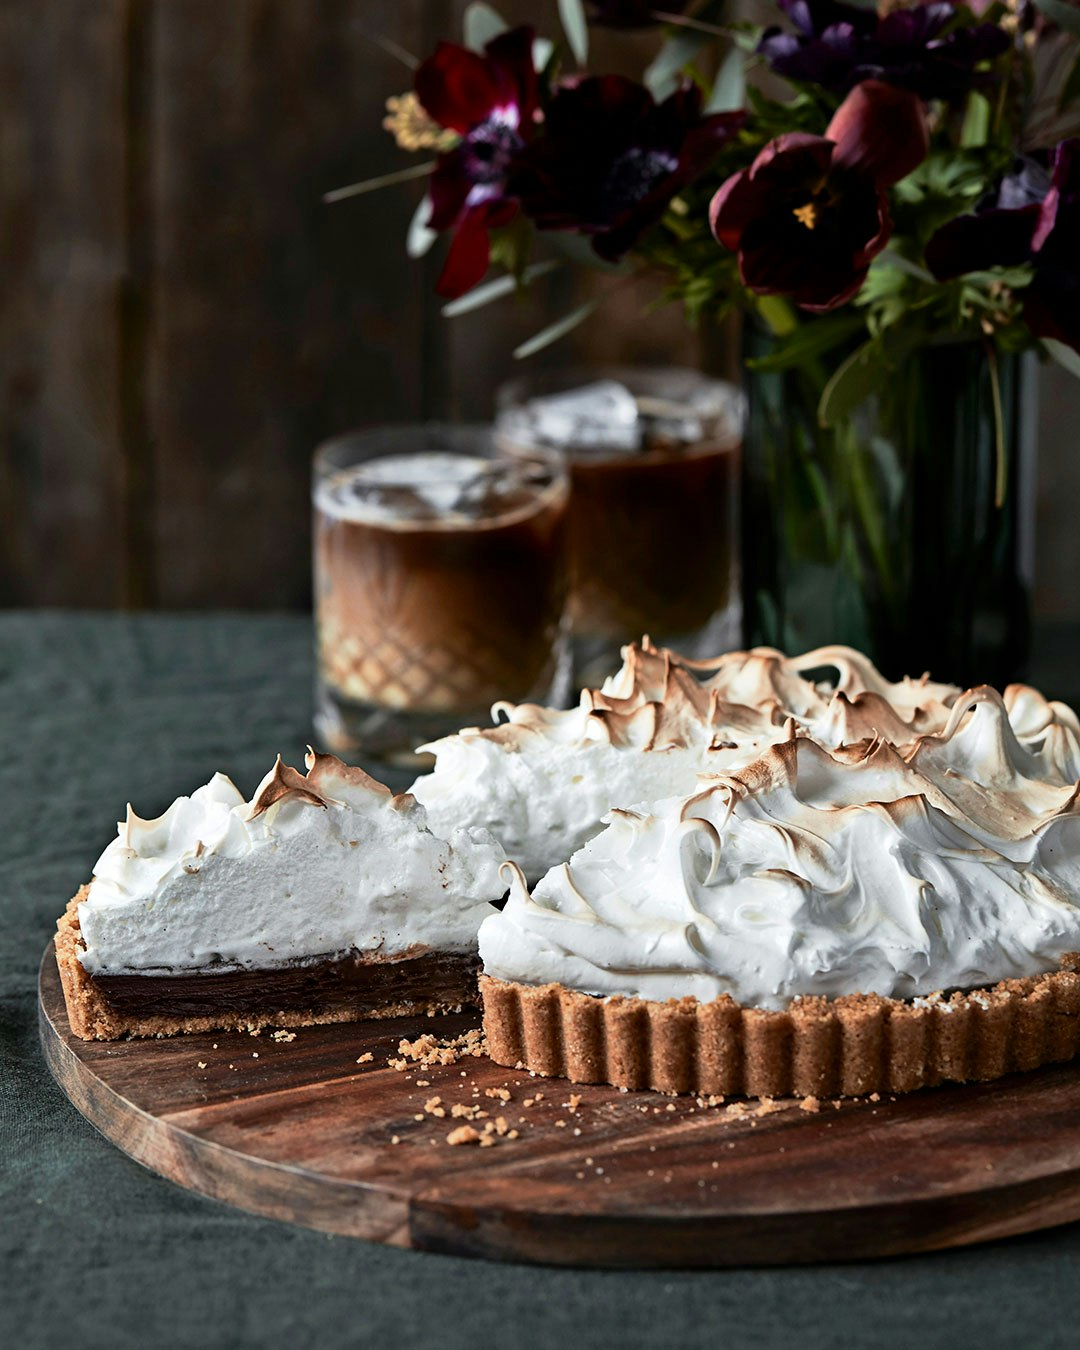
[39,948,1080,1267]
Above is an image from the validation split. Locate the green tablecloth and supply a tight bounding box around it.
[3,612,1079,1350]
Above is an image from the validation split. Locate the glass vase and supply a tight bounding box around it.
[740,327,1035,688]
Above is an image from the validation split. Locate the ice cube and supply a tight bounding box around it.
[525,380,642,452]
[318,453,493,523]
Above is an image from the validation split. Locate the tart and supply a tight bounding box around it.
[55,751,506,1040]
[479,691,1080,1095]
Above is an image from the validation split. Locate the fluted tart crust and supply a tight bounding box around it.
[481,963,1080,1098]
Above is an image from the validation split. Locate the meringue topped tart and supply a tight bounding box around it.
[480,688,1080,1098]
[410,637,1080,881]
[55,751,506,1040]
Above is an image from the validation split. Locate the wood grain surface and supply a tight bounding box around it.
[38,948,1080,1268]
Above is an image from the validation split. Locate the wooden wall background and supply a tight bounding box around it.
[2,0,1078,614]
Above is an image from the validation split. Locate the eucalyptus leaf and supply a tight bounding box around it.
[441,260,561,317]
[558,0,589,66]
[645,30,708,101]
[1044,338,1080,381]
[406,195,436,259]
[463,2,508,51]
[513,300,598,359]
[706,44,745,113]
[1033,0,1080,37]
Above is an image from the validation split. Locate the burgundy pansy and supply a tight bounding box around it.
[709,80,929,312]
[509,76,743,262]
[415,26,538,298]
[759,0,1011,100]
[927,140,1080,353]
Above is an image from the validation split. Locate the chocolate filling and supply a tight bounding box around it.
[90,949,480,1019]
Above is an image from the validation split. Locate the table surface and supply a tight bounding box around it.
[4,611,1080,1350]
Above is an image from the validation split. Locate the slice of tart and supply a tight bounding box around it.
[410,637,1080,882]
[479,690,1080,1097]
[56,751,506,1040]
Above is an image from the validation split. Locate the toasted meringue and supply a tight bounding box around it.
[410,638,1080,880]
[480,696,1080,1010]
[79,750,506,975]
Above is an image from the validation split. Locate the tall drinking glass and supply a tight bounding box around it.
[313,424,570,766]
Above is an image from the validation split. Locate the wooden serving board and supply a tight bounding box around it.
[38,948,1080,1267]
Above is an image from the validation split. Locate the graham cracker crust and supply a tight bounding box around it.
[481,962,1080,1098]
[55,888,479,1041]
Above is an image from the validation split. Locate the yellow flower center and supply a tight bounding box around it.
[383,92,458,153]
[793,201,819,231]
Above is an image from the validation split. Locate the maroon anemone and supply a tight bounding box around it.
[927,139,1080,353]
[415,26,538,298]
[510,76,743,262]
[709,80,929,312]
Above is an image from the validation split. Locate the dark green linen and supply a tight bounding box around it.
[2,613,1079,1350]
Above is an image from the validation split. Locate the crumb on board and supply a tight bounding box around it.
[355,1052,373,1064]
[446,1115,520,1147]
[799,1096,821,1113]
[196,1061,207,1070]
[485,1087,511,1101]
[389,1029,486,1071]
[270,1030,296,1043]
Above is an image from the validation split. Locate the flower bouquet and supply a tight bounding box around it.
[337,0,1080,683]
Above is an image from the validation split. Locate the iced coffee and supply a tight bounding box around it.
[313,426,569,762]
[496,369,743,686]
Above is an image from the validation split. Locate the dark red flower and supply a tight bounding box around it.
[586,0,689,27]
[927,140,1080,353]
[709,80,929,312]
[415,26,538,297]
[759,0,1011,100]
[509,76,743,261]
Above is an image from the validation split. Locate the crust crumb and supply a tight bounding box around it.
[393,1028,487,1070]
[799,1096,821,1113]
[447,1125,481,1146]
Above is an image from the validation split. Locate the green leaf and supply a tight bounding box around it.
[746,311,866,371]
[441,261,560,317]
[463,2,507,51]
[1033,0,1080,37]
[645,30,708,101]
[405,194,436,259]
[513,300,598,359]
[1044,338,1080,381]
[875,250,935,284]
[706,43,745,113]
[817,339,890,428]
[558,0,589,66]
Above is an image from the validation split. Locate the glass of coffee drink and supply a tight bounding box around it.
[313,424,570,765]
[496,368,743,688]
